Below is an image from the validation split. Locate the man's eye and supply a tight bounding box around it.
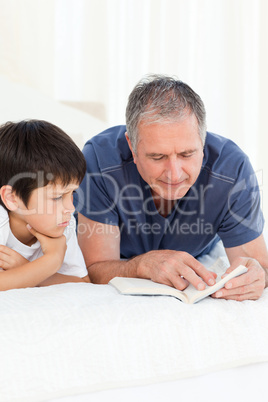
[182,153,194,158]
[152,156,164,161]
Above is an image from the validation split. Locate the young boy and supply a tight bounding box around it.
[0,119,90,290]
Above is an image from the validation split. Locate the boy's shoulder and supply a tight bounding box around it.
[0,205,9,227]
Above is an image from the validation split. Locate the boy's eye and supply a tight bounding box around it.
[52,196,62,201]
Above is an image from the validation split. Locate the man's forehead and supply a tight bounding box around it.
[138,109,198,127]
[137,118,201,147]
[145,147,200,156]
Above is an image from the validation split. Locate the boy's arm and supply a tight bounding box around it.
[0,230,90,287]
[0,245,28,269]
[38,273,90,286]
[53,214,89,282]
[0,225,67,291]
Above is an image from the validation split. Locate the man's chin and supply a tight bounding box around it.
[155,189,190,201]
[152,182,190,200]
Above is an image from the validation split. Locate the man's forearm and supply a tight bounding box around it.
[88,257,140,284]
[264,267,268,288]
[87,249,216,291]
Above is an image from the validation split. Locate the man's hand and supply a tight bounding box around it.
[211,257,266,301]
[0,246,28,270]
[77,215,217,287]
[136,249,217,291]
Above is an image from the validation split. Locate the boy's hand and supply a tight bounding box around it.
[0,246,28,270]
[27,225,67,263]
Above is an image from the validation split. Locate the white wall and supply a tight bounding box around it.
[0,0,268,222]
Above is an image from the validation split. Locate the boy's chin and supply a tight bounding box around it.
[54,227,66,236]
[43,227,66,238]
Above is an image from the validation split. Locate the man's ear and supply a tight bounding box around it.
[125,132,137,163]
[0,185,19,211]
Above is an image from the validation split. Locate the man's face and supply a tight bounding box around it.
[126,115,204,203]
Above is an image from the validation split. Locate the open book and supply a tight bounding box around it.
[109,258,248,304]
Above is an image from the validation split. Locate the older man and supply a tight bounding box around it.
[75,74,267,300]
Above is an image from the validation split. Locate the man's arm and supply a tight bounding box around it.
[212,234,268,301]
[77,213,217,290]
[77,213,135,283]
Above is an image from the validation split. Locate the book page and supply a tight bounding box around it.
[181,257,228,303]
[110,276,188,303]
[109,258,248,304]
[184,260,248,303]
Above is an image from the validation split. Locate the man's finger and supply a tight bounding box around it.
[176,254,217,287]
[211,290,259,301]
[169,275,189,291]
[175,264,207,290]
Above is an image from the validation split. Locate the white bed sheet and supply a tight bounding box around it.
[1,280,268,402]
[51,361,268,402]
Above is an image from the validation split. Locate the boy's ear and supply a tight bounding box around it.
[0,185,19,211]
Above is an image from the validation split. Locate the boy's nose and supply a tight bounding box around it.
[63,199,75,214]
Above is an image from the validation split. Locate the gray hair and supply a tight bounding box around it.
[126,74,207,152]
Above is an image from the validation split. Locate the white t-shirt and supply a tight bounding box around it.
[0,206,88,277]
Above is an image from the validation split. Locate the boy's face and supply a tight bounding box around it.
[14,181,78,238]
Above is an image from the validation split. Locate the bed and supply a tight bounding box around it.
[1,74,268,402]
[1,263,268,402]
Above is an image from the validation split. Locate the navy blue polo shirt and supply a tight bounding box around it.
[74,125,264,259]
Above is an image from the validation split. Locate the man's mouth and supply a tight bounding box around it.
[159,179,186,186]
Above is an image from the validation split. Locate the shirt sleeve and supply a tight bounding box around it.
[217,156,264,247]
[0,208,9,271]
[0,207,10,245]
[74,142,119,226]
[57,215,88,277]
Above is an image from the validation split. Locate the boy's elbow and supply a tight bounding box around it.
[82,275,91,283]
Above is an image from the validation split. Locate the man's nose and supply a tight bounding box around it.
[166,158,183,181]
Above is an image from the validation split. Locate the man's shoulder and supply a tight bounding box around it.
[85,125,127,148]
[82,125,133,172]
[86,125,127,145]
[205,132,245,156]
[203,132,248,181]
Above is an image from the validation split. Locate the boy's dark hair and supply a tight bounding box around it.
[0,120,86,208]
